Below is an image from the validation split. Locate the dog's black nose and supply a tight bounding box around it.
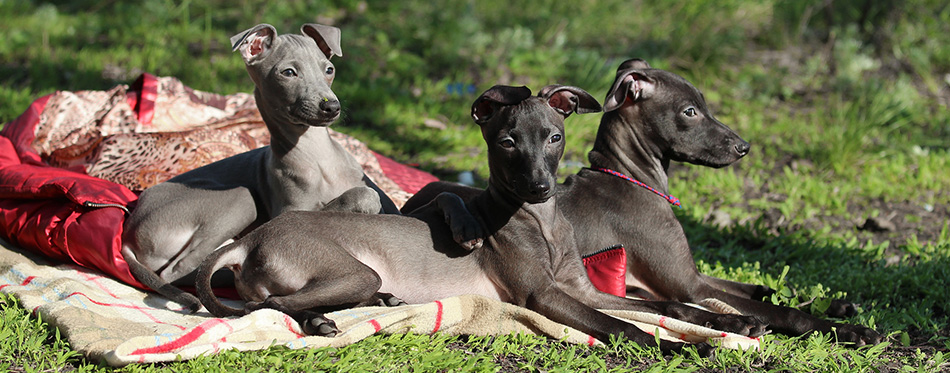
[319,98,341,116]
[529,182,551,197]
[735,141,751,156]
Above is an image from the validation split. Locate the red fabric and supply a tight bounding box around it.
[1,94,51,166]
[373,152,438,195]
[0,73,440,295]
[0,115,144,289]
[129,73,158,125]
[581,245,627,297]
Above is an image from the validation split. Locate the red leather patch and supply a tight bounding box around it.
[581,245,627,297]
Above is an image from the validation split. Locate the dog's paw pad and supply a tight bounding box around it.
[375,292,407,306]
[707,315,768,337]
[836,325,883,347]
[385,297,407,307]
[460,238,484,251]
[302,316,339,337]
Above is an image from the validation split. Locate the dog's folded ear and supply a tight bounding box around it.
[472,85,532,124]
[231,24,278,64]
[538,85,602,117]
[301,23,343,59]
[603,66,655,112]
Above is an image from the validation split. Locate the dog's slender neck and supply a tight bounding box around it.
[587,106,670,195]
[254,90,352,177]
[467,182,567,271]
[468,184,522,236]
[468,181,562,234]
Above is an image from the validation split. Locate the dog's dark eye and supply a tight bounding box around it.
[549,134,562,143]
[325,66,335,75]
[499,139,515,149]
[683,107,697,117]
[280,68,297,77]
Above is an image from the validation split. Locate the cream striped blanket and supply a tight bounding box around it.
[0,238,760,366]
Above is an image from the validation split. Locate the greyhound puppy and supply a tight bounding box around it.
[122,23,398,312]
[196,85,767,355]
[403,59,882,347]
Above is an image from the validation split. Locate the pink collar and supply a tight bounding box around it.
[590,167,681,207]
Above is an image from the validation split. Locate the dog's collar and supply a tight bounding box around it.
[588,167,682,207]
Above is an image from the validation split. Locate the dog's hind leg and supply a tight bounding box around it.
[241,247,385,336]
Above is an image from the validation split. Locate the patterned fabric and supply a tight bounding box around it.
[22,73,428,207]
[0,73,436,290]
[0,239,761,366]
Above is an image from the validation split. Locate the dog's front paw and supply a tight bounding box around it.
[751,285,776,301]
[300,312,340,337]
[450,216,485,251]
[657,340,714,358]
[378,292,407,307]
[825,299,858,318]
[834,324,883,347]
[705,315,768,338]
[324,186,383,214]
[363,292,407,307]
[691,342,716,358]
[459,237,484,251]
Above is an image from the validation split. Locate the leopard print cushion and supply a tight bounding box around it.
[28,75,413,207]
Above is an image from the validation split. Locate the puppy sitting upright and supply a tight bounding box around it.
[196,85,766,355]
[122,23,399,312]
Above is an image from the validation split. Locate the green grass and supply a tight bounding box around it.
[2,0,949,371]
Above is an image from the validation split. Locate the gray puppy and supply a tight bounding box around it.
[122,23,398,312]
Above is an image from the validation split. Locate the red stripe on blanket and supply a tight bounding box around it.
[0,275,35,290]
[74,269,120,299]
[65,291,186,330]
[432,300,444,333]
[130,318,229,355]
[588,335,596,346]
[658,316,667,329]
[282,315,305,338]
[370,319,381,333]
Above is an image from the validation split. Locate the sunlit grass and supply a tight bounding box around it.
[1,0,948,371]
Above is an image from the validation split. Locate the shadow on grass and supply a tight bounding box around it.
[679,211,949,346]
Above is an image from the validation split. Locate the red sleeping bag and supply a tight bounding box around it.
[0,95,141,287]
[0,73,626,297]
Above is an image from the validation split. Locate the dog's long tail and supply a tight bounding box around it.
[121,246,201,313]
[195,241,249,317]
